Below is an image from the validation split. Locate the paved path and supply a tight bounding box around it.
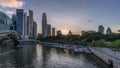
[90,47,120,68]
[93,47,120,60]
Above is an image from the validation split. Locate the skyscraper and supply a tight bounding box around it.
[52,27,55,36]
[106,27,112,34]
[29,9,33,38]
[24,13,28,39]
[16,9,24,37]
[12,14,17,30]
[42,13,47,38]
[47,24,51,36]
[98,25,104,34]
[33,21,37,39]
[27,16,29,36]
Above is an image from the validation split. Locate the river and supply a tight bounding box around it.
[0,44,112,68]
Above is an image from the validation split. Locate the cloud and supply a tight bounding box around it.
[5,10,15,17]
[0,9,3,11]
[6,10,15,14]
[0,0,25,8]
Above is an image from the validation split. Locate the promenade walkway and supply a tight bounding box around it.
[90,47,120,68]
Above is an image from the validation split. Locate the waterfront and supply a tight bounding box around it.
[0,44,111,68]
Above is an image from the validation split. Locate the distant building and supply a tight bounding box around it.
[37,33,42,40]
[11,14,17,30]
[118,30,120,33]
[33,21,37,39]
[42,13,47,38]
[24,13,28,39]
[57,30,62,36]
[16,9,24,36]
[106,27,112,34]
[98,25,104,34]
[27,16,29,36]
[47,24,51,36]
[29,9,34,38]
[52,27,55,36]
[68,30,72,35]
[81,30,96,35]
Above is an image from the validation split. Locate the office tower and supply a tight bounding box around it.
[57,30,62,36]
[42,13,47,38]
[106,27,112,34]
[12,14,17,30]
[33,21,37,39]
[24,13,28,39]
[27,16,29,36]
[16,9,24,36]
[47,24,51,36]
[29,9,33,38]
[52,27,55,36]
[98,25,104,34]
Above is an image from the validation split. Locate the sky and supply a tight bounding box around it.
[0,0,120,34]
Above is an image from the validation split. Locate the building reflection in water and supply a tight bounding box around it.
[0,44,112,68]
[12,44,36,68]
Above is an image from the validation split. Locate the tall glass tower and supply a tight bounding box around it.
[16,9,24,36]
[29,10,33,38]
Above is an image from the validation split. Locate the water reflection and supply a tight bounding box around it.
[0,44,111,68]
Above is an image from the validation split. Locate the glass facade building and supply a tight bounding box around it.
[16,9,24,36]
[29,10,33,38]
[0,11,11,31]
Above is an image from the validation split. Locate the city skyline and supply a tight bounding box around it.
[0,0,120,34]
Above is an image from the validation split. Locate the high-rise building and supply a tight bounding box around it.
[29,9,33,38]
[52,27,55,36]
[11,14,17,30]
[42,13,47,38]
[16,9,24,36]
[98,25,104,34]
[24,13,28,39]
[33,21,37,39]
[57,30,62,36]
[27,16,29,36]
[106,27,112,34]
[47,24,51,36]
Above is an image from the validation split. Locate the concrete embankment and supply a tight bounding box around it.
[89,47,120,68]
[19,39,38,44]
[38,41,92,53]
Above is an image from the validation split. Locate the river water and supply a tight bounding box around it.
[0,44,112,68]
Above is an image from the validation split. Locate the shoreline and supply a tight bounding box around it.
[39,41,120,68]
